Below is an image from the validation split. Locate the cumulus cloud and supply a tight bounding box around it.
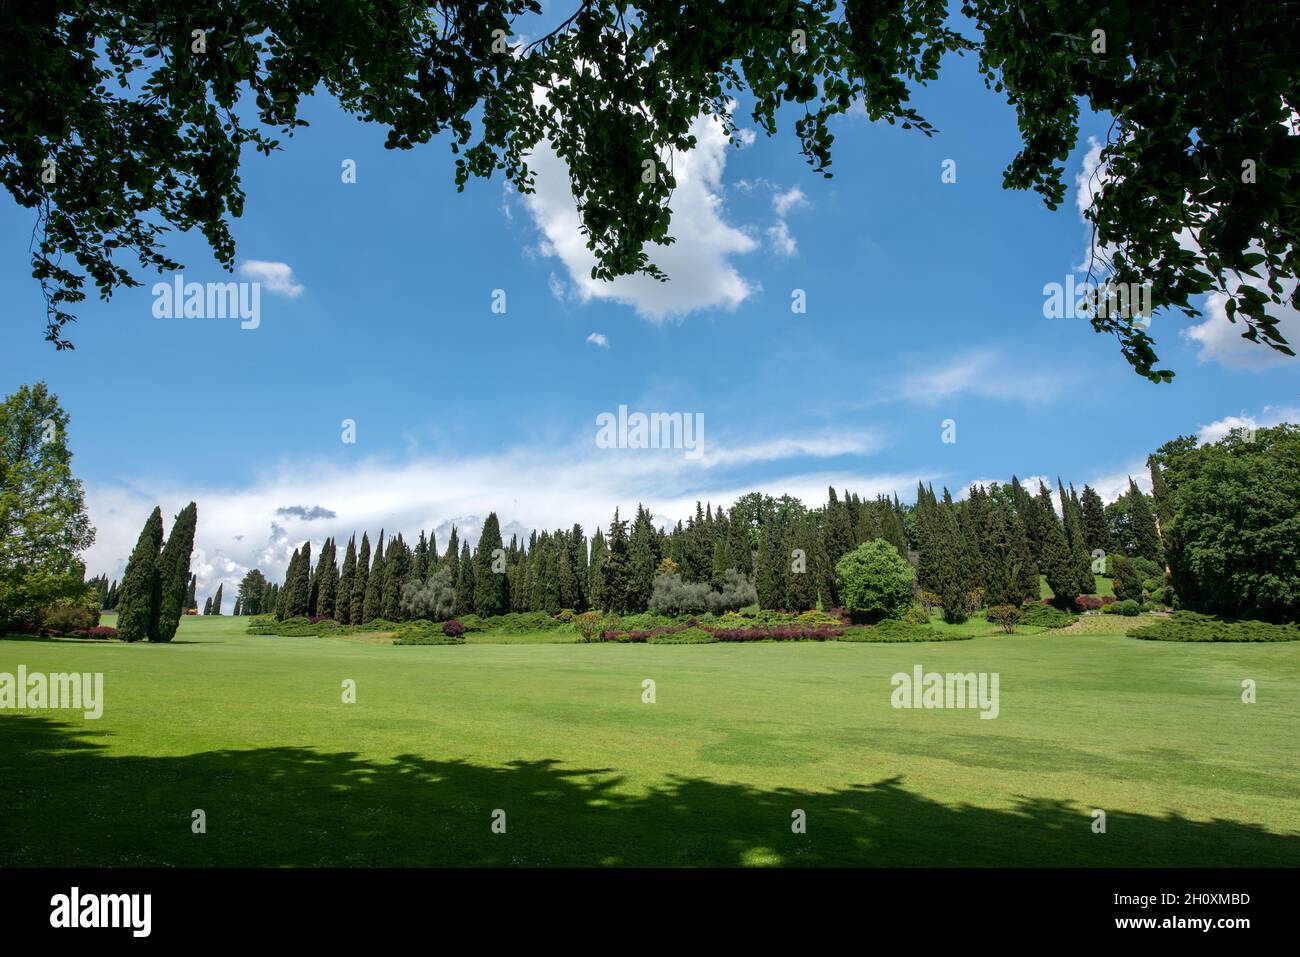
[1197,405,1300,444]
[1182,283,1300,371]
[80,427,911,598]
[520,111,758,320]
[238,260,304,298]
[586,332,609,348]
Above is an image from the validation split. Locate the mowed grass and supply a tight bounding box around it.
[2,614,1298,867]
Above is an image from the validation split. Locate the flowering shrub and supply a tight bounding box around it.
[601,622,845,642]
[74,626,118,639]
[442,619,466,638]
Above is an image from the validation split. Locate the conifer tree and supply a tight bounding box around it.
[755,523,783,610]
[203,596,212,615]
[186,573,197,611]
[627,505,658,611]
[473,513,507,616]
[1058,481,1096,596]
[454,541,475,616]
[317,538,339,619]
[783,517,817,611]
[567,524,588,610]
[117,506,163,642]
[1125,478,1163,564]
[363,536,385,622]
[154,501,198,640]
[233,596,242,616]
[286,541,310,617]
[381,535,409,620]
[601,509,631,613]
[1079,485,1112,555]
[276,549,298,619]
[1037,484,1080,608]
[211,582,224,615]
[350,533,370,625]
[337,535,356,624]
[587,527,607,610]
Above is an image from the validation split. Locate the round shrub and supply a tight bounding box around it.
[574,611,607,643]
[1117,599,1141,617]
[835,539,915,622]
[986,604,1023,633]
[442,619,466,638]
[901,605,932,625]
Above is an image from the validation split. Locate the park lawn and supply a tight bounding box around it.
[2,614,1298,868]
[1040,574,1114,600]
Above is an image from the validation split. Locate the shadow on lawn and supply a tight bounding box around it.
[2,714,1296,867]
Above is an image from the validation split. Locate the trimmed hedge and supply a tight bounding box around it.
[393,620,465,645]
[840,621,971,642]
[1018,602,1073,629]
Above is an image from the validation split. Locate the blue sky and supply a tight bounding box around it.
[2,31,1296,598]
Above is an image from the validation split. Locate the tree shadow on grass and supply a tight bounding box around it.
[1,714,1295,867]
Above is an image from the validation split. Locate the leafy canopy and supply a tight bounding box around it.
[3,1,1296,377]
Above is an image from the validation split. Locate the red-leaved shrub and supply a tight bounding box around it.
[442,619,466,638]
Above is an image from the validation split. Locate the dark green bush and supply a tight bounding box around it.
[986,604,1022,633]
[1130,611,1300,643]
[647,627,717,644]
[1018,603,1072,629]
[393,620,464,645]
[839,621,971,642]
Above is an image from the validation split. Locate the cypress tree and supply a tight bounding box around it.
[1038,484,1080,608]
[350,533,370,625]
[276,549,297,619]
[473,513,507,616]
[627,505,657,611]
[337,535,356,624]
[317,537,339,619]
[203,595,212,615]
[783,517,817,611]
[443,527,460,580]
[1080,485,1112,554]
[568,524,588,611]
[755,523,783,610]
[232,596,242,616]
[381,535,408,620]
[363,536,385,622]
[117,506,164,643]
[1125,478,1163,563]
[1060,480,1096,596]
[287,541,310,617]
[155,501,198,642]
[454,542,475,616]
[587,527,608,610]
[211,582,224,615]
[601,509,631,614]
[107,579,119,610]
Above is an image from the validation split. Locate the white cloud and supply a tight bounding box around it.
[81,427,903,598]
[547,272,566,302]
[1087,464,1151,504]
[772,186,808,218]
[891,350,1071,406]
[1197,405,1300,444]
[1182,283,1300,371]
[238,260,304,298]
[766,220,797,257]
[520,111,758,321]
[586,332,609,348]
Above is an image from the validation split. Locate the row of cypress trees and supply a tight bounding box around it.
[126,479,1163,627]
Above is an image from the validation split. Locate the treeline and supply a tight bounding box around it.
[225,477,1164,626]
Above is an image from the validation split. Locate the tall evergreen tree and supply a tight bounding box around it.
[627,505,658,611]
[587,527,607,610]
[211,582,224,615]
[1037,483,1081,608]
[117,506,163,643]
[363,536,385,622]
[755,523,783,610]
[782,516,817,611]
[454,541,475,616]
[155,501,198,642]
[473,513,508,616]
[203,595,212,615]
[601,509,632,613]
[1079,484,1112,555]
[286,541,311,617]
[381,535,409,620]
[350,533,370,625]
[1061,480,1097,596]
[316,537,340,619]
[337,535,356,624]
[1125,478,1163,563]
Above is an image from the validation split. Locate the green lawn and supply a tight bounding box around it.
[3,614,1298,867]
